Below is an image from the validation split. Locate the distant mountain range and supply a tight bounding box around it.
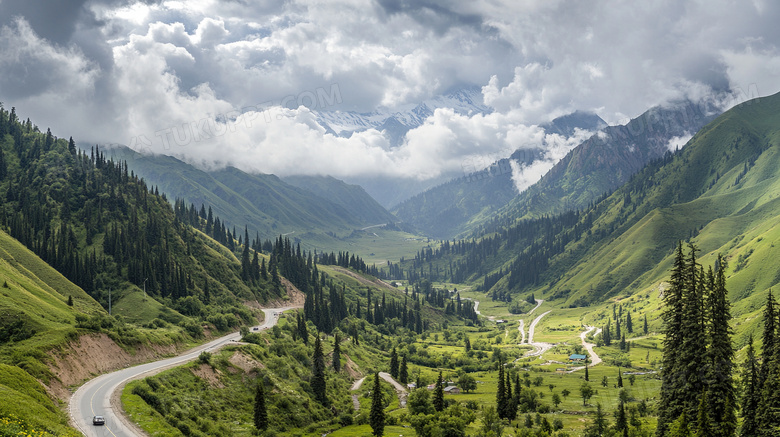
[394,102,716,239]
[100,146,395,242]
[315,86,491,146]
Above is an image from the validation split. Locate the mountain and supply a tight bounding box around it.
[479,102,718,232]
[391,147,546,239]
[103,146,396,241]
[315,86,491,144]
[386,92,780,347]
[391,111,607,239]
[282,175,396,225]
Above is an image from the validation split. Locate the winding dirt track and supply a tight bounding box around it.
[568,326,603,373]
[350,372,407,410]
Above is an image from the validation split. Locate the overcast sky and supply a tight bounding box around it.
[0,0,778,184]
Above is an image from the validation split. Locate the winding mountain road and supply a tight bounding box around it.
[523,310,553,358]
[568,326,603,372]
[69,306,299,437]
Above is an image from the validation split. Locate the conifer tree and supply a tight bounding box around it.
[704,259,736,436]
[695,392,712,437]
[332,333,341,372]
[389,347,399,379]
[644,314,649,334]
[312,335,327,405]
[585,356,589,382]
[434,371,444,412]
[604,319,612,346]
[369,372,385,437]
[399,356,409,384]
[741,335,759,436]
[615,397,628,434]
[758,292,780,430]
[616,317,622,339]
[626,312,633,333]
[496,358,507,418]
[617,369,623,388]
[759,290,776,387]
[254,380,268,431]
[657,242,689,436]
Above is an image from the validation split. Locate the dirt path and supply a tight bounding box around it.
[568,326,603,373]
[518,319,526,344]
[331,266,396,291]
[350,373,407,410]
[350,377,366,411]
[523,310,553,358]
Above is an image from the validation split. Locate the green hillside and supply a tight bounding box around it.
[382,92,780,348]
[283,174,396,226]
[0,229,98,436]
[108,146,396,242]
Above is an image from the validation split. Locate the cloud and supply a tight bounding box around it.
[0,0,779,187]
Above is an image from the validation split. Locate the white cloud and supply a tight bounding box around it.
[1,0,779,187]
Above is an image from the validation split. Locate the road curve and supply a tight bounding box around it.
[523,310,553,358]
[70,306,300,437]
[568,326,603,373]
[527,299,544,316]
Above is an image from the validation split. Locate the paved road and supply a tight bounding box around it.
[69,306,299,437]
[527,299,544,316]
[523,310,553,358]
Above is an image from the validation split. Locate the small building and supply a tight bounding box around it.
[427,384,437,390]
[495,319,506,324]
[569,354,588,362]
[443,386,461,394]
[407,383,417,389]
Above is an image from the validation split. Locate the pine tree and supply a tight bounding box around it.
[399,356,409,384]
[67,295,73,306]
[657,242,689,436]
[695,392,713,437]
[434,371,444,412]
[465,336,471,352]
[369,372,385,437]
[389,347,399,379]
[604,319,612,346]
[644,314,649,334]
[254,380,268,430]
[312,335,327,405]
[332,333,341,372]
[758,290,780,430]
[626,312,633,333]
[617,369,623,388]
[585,356,589,382]
[496,359,507,418]
[704,259,736,436]
[741,335,759,436]
[615,397,628,434]
[759,290,776,387]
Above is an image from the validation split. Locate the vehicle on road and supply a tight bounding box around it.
[93,415,105,426]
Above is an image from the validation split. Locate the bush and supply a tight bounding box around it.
[338,413,353,427]
[198,351,212,365]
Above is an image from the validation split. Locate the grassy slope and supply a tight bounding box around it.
[112,146,398,242]
[0,229,103,435]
